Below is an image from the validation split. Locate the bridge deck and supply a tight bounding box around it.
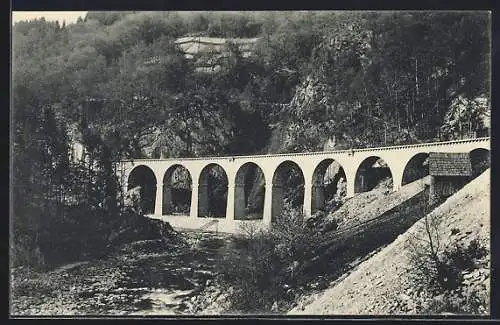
[119,137,489,162]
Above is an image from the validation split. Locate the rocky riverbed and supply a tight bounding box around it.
[10,231,233,316]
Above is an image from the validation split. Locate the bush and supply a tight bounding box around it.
[218,231,282,312]
[28,203,176,267]
[408,213,487,294]
[420,286,488,314]
[407,213,489,314]
[216,202,322,313]
[271,203,322,263]
[442,239,488,273]
[107,209,174,248]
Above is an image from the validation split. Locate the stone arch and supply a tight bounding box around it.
[469,148,490,179]
[311,159,347,214]
[234,162,266,220]
[402,153,429,186]
[127,165,157,214]
[198,163,228,218]
[271,160,305,221]
[162,164,192,215]
[354,156,393,193]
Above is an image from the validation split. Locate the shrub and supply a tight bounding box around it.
[442,239,488,273]
[408,215,487,294]
[271,203,322,263]
[407,213,451,293]
[10,244,45,270]
[107,209,175,248]
[420,285,488,314]
[407,212,489,314]
[216,202,322,313]
[217,229,281,312]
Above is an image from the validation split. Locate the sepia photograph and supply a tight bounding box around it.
[10,10,491,317]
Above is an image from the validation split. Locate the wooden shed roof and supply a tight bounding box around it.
[429,152,472,176]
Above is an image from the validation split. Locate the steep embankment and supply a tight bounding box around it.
[290,169,490,315]
[327,176,430,231]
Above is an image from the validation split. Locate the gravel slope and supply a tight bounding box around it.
[332,176,430,230]
[289,169,490,315]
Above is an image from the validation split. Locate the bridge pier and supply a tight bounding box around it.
[345,167,357,198]
[233,182,246,219]
[154,183,163,216]
[392,167,404,192]
[302,176,313,217]
[263,182,273,227]
[190,181,199,218]
[271,183,284,222]
[225,183,235,221]
[311,184,325,215]
[197,182,209,217]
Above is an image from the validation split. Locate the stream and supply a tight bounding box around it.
[124,231,232,315]
[10,231,234,316]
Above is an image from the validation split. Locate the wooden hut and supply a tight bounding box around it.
[428,152,472,204]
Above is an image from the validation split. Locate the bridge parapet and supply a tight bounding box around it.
[118,137,489,163]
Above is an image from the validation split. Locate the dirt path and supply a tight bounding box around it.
[10,231,233,316]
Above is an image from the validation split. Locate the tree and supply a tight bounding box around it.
[440,95,489,140]
[11,100,73,266]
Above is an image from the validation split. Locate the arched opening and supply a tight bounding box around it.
[312,159,347,214]
[198,164,228,218]
[402,153,430,186]
[271,161,305,222]
[354,157,393,193]
[162,164,192,215]
[127,165,157,214]
[469,148,490,179]
[234,162,265,220]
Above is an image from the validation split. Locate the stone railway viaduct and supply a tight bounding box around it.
[117,137,490,233]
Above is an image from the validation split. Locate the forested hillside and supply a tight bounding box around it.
[12,11,490,268]
[13,12,490,156]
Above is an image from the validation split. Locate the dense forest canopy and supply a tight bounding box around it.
[13,11,490,158]
[13,11,490,155]
[11,11,490,267]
